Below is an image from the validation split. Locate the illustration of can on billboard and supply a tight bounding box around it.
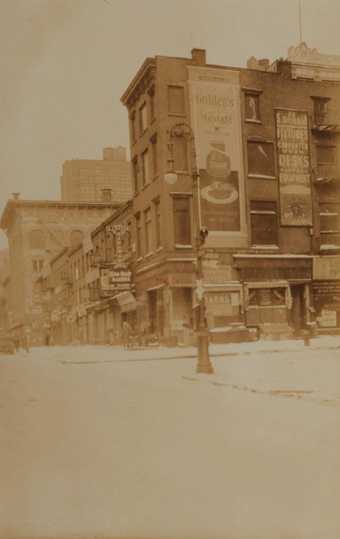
[200,142,240,231]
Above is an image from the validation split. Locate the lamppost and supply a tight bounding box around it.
[165,122,214,375]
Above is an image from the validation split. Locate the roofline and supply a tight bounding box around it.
[0,199,119,230]
[121,57,156,105]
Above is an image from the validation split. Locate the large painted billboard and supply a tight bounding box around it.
[188,67,246,240]
[275,109,312,226]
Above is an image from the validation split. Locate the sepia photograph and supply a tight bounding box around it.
[0,1,339,538]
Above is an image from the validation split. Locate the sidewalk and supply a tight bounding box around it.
[55,334,340,364]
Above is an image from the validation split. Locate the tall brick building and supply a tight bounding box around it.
[60,146,132,204]
[0,197,117,339]
[119,44,340,343]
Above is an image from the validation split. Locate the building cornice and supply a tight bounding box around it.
[121,58,156,108]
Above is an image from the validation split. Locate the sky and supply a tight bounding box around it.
[1,0,340,248]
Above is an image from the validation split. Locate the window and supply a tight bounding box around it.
[173,137,188,171]
[248,287,286,307]
[126,221,132,250]
[245,93,261,122]
[173,196,191,245]
[144,208,152,254]
[148,86,155,122]
[135,213,142,257]
[312,97,330,125]
[154,198,161,249]
[29,229,45,250]
[132,158,139,193]
[141,149,150,186]
[32,259,44,273]
[316,144,337,180]
[101,188,112,202]
[168,85,185,115]
[320,203,340,234]
[250,200,278,246]
[139,103,148,133]
[247,141,276,178]
[151,134,158,177]
[130,111,137,143]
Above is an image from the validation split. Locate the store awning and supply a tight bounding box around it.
[114,291,137,313]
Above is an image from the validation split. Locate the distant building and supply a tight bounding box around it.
[0,197,118,340]
[60,146,133,204]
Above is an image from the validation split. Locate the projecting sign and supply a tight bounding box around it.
[100,267,131,295]
[275,109,312,226]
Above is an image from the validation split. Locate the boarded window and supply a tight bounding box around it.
[247,141,276,178]
[168,86,185,115]
[173,197,191,245]
[250,200,278,246]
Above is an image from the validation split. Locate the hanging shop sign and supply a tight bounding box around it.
[275,109,312,226]
[100,267,131,296]
[188,67,246,237]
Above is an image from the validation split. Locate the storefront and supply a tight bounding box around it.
[313,256,340,332]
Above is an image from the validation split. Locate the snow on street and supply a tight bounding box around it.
[1,337,339,538]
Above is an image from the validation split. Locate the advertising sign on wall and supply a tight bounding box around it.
[188,67,246,240]
[100,267,131,296]
[275,109,312,226]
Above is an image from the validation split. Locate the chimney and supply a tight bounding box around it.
[191,48,206,65]
[12,192,20,200]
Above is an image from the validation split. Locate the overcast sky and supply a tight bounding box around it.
[1,0,340,248]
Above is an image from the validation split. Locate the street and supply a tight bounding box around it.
[1,337,340,539]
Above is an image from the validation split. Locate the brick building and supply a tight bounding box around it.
[37,200,134,345]
[0,198,118,341]
[60,146,132,204]
[119,44,340,343]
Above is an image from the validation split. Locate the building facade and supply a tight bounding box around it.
[118,44,340,343]
[0,198,118,341]
[60,146,132,204]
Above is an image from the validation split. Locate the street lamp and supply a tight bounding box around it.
[165,122,214,375]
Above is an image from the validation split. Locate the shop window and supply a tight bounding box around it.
[144,207,152,254]
[248,287,286,307]
[154,198,161,249]
[139,103,148,134]
[141,149,150,187]
[173,137,188,171]
[30,229,45,250]
[168,85,185,115]
[250,200,278,246]
[247,141,276,178]
[173,196,191,245]
[135,213,142,258]
[244,93,261,122]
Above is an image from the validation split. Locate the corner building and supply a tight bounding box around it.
[121,45,340,343]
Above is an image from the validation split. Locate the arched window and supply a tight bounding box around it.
[29,229,45,250]
[70,230,83,248]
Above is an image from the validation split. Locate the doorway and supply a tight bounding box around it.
[290,285,305,331]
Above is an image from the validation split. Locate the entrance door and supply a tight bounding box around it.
[290,285,305,331]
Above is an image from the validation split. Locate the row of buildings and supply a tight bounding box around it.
[1,43,340,346]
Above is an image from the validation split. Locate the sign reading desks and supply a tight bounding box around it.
[275,109,312,226]
[100,267,131,296]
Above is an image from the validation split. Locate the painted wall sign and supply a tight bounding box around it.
[188,67,246,241]
[275,110,312,226]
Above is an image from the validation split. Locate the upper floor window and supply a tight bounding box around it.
[154,198,161,249]
[141,149,150,187]
[32,259,44,273]
[173,196,191,245]
[312,96,330,125]
[148,86,155,122]
[250,200,278,247]
[244,92,261,122]
[151,134,158,177]
[130,111,137,143]
[132,158,139,193]
[101,188,112,202]
[139,103,148,134]
[144,208,152,254]
[173,137,188,171]
[168,85,185,115]
[30,229,45,250]
[135,213,142,258]
[247,140,276,179]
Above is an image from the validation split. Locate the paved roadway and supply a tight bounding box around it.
[1,339,339,539]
